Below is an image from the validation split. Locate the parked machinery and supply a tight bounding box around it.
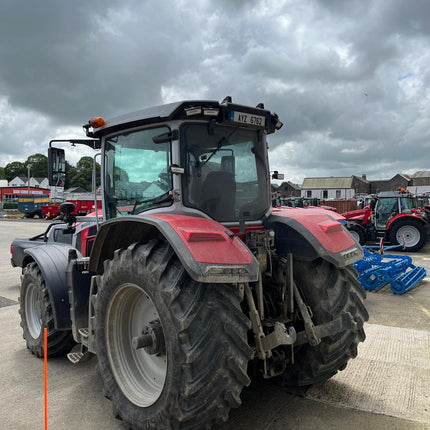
[15,98,368,430]
[343,191,429,252]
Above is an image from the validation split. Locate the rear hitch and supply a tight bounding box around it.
[260,322,296,351]
[244,285,296,356]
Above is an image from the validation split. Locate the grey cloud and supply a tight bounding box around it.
[0,0,428,183]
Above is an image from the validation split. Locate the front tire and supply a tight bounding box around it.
[19,262,75,357]
[281,258,368,387]
[95,240,253,430]
[388,218,426,252]
[347,224,366,245]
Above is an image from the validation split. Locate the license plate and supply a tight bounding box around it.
[230,111,265,127]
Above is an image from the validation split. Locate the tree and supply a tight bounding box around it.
[24,154,48,178]
[0,167,5,180]
[68,156,101,191]
[4,161,26,182]
[64,161,77,190]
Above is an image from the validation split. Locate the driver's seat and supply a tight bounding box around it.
[201,171,236,220]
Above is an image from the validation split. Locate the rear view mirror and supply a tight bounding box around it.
[271,171,284,180]
[48,147,66,186]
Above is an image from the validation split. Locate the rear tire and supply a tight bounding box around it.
[95,240,253,430]
[388,218,426,252]
[280,259,368,387]
[19,262,75,357]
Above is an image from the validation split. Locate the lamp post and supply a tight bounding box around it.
[27,164,32,195]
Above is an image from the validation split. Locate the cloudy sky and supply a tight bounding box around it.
[0,0,429,185]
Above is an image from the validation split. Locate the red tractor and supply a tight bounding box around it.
[342,191,429,252]
[16,98,368,430]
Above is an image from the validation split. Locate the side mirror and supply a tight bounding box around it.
[60,202,76,228]
[48,147,66,186]
[271,171,284,180]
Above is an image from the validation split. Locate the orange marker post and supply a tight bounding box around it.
[44,327,48,430]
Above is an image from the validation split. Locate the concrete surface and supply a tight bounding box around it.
[1,219,429,430]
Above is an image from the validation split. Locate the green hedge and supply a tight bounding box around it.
[2,202,18,209]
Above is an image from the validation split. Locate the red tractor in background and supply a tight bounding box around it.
[416,192,430,216]
[342,190,429,252]
[42,198,102,219]
[15,98,368,430]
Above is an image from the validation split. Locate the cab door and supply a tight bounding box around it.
[375,198,399,229]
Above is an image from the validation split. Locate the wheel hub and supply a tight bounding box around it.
[132,319,165,355]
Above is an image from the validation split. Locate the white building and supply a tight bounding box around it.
[301,176,369,199]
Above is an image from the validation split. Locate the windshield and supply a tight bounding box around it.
[376,197,399,228]
[400,197,414,213]
[181,123,269,222]
[104,126,172,218]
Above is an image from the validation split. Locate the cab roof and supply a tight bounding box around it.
[378,191,413,198]
[84,99,281,138]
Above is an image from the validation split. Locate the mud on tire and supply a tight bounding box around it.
[19,262,75,357]
[95,240,253,430]
[281,258,369,387]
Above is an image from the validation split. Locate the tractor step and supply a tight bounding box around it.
[67,343,94,364]
[78,328,89,339]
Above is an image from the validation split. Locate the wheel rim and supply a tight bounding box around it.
[395,225,420,247]
[106,284,167,407]
[25,282,42,339]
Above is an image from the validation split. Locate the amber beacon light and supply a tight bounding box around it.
[89,117,105,128]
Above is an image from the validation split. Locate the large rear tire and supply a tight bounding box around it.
[388,218,426,252]
[95,240,253,430]
[19,262,75,357]
[281,258,368,387]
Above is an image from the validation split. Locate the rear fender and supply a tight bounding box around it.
[386,213,425,230]
[88,214,259,283]
[24,244,77,330]
[265,208,363,267]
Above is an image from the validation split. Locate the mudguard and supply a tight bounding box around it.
[265,207,363,267]
[88,214,259,283]
[386,213,426,230]
[24,244,78,330]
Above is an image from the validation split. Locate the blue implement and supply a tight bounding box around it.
[354,247,426,295]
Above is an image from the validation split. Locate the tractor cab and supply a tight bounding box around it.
[373,191,416,230]
[47,99,283,229]
[48,99,283,227]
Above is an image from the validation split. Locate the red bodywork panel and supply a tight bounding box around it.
[147,213,253,265]
[272,206,355,254]
[341,208,372,224]
[386,212,425,230]
[78,225,97,257]
[74,210,102,256]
